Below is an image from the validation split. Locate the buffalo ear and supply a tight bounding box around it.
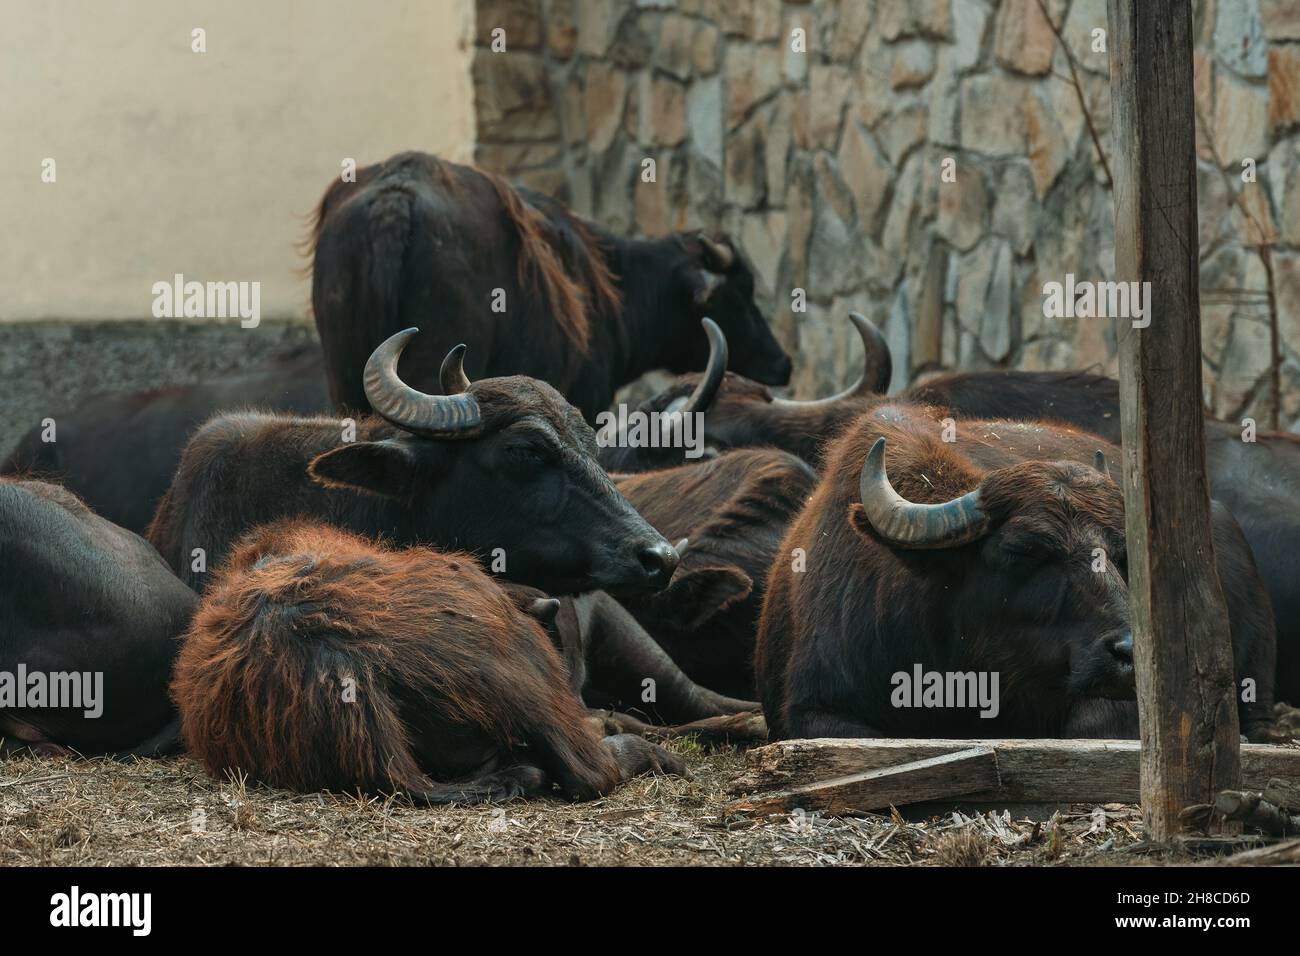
[643,564,753,631]
[687,269,726,305]
[849,502,870,535]
[308,439,420,499]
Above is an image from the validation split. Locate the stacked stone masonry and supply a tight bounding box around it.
[473,0,1300,429]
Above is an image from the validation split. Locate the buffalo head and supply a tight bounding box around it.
[854,437,1135,705]
[622,311,889,469]
[308,329,679,597]
[673,233,791,387]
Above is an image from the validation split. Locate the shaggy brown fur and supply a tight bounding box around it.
[756,403,1278,741]
[172,520,682,803]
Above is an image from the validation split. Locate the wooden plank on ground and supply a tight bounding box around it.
[726,747,998,816]
[730,739,1300,810]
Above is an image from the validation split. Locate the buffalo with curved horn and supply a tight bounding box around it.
[608,311,893,471]
[756,403,1280,742]
[308,152,790,423]
[148,329,679,599]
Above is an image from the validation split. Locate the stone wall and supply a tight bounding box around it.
[472,0,1300,430]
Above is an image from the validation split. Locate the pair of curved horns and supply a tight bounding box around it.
[858,438,990,549]
[363,328,482,437]
[773,312,892,407]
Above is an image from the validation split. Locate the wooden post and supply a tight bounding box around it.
[1107,0,1241,838]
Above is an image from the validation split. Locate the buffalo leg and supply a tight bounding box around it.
[0,717,72,758]
[601,734,688,781]
[106,717,185,760]
[781,708,885,741]
[409,764,549,806]
[590,708,768,746]
[582,592,759,723]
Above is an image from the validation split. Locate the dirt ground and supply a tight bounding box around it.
[3,737,1286,867]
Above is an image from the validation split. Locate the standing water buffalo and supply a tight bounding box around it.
[171,519,684,803]
[756,405,1280,741]
[1,479,196,757]
[148,329,678,598]
[308,152,791,421]
[2,346,329,535]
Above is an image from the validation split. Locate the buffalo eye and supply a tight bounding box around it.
[504,443,552,468]
[992,534,1053,568]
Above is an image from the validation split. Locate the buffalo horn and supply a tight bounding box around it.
[680,318,728,415]
[1093,450,1111,480]
[363,328,482,437]
[440,343,472,395]
[699,234,735,271]
[857,437,989,549]
[773,312,891,407]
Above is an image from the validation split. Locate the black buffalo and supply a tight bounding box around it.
[148,329,678,598]
[1,346,329,535]
[614,448,818,700]
[308,152,791,422]
[1,479,197,757]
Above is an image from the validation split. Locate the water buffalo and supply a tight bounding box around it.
[633,319,1300,708]
[148,329,678,598]
[0,479,196,757]
[308,152,791,422]
[614,448,818,699]
[1,346,330,535]
[171,519,684,803]
[756,404,1279,741]
[614,311,892,469]
[497,582,758,723]
[879,368,1300,709]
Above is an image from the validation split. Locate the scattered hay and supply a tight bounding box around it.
[0,743,1251,867]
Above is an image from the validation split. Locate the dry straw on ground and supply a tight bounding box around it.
[2,739,1274,867]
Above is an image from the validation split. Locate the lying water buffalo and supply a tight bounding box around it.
[1,346,330,536]
[635,315,1300,706]
[308,151,791,421]
[756,404,1280,741]
[171,519,684,803]
[614,448,818,699]
[0,479,196,757]
[147,329,678,598]
[614,311,892,469]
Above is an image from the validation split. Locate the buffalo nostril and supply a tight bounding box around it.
[1108,632,1134,665]
[637,541,680,586]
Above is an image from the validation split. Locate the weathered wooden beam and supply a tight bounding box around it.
[727,747,997,816]
[731,739,1299,809]
[1107,0,1242,838]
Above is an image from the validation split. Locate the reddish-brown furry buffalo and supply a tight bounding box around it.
[171,520,684,803]
[756,404,1279,742]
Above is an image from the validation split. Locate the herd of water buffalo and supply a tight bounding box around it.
[2,151,1298,804]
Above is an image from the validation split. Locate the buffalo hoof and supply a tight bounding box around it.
[602,733,690,781]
